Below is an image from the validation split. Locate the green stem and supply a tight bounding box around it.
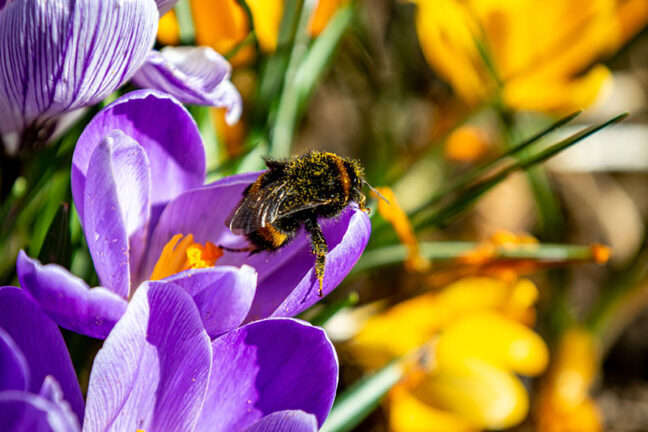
[174,0,195,45]
[587,239,648,353]
[353,242,604,274]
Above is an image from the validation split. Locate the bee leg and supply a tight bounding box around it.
[304,217,328,297]
[358,194,370,214]
[218,245,255,253]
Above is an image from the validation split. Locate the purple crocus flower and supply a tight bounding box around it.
[0,0,240,148]
[0,286,84,430]
[0,283,338,431]
[17,89,371,340]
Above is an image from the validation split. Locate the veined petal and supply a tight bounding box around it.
[243,410,318,432]
[83,131,151,296]
[0,286,84,422]
[16,251,128,339]
[72,90,205,227]
[83,282,212,432]
[132,47,242,124]
[0,0,158,135]
[194,318,338,431]
[144,172,371,320]
[0,327,29,392]
[162,265,257,338]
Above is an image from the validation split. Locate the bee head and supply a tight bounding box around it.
[343,157,389,205]
[343,157,364,193]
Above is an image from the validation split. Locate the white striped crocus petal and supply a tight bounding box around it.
[132,46,243,125]
[0,0,158,143]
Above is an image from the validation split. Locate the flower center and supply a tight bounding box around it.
[150,234,223,281]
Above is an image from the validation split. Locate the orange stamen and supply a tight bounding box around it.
[150,234,223,281]
[590,244,611,264]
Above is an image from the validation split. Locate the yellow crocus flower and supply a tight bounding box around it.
[536,327,603,432]
[349,277,549,430]
[158,0,346,63]
[407,0,648,112]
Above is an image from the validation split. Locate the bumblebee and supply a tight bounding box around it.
[224,151,384,296]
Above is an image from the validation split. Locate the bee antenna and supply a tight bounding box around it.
[363,180,390,204]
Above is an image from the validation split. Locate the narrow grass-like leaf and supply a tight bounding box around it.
[188,106,221,179]
[37,202,72,267]
[255,0,302,114]
[414,113,628,229]
[309,291,359,327]
[294,5,355,113]
[234,0,260,53]
[410,111,581,217]
[320,361,405,432]
[174,0,195,45]
[270,0,319,157]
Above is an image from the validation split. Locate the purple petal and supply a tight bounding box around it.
[16,251,128,339]
[144,172,371,320]
[194,318,338,431]
[0,0,158,136]
[140,171,259,278]
[0,286,84,422]
[244,411,318,432]
[0,390,80,432]
[83,131,151,296]
[132,47,242,124]
[0,327,29,392]
[156,0,177,15]
[72,90,205,227]
[163,265,257,338]
[38,377,82,432]
[260,207,371,319]
[83,281,212,432]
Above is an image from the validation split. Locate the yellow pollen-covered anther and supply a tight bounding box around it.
[150,234,223,280]
[184,242,223,270]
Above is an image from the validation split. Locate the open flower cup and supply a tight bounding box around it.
[17,90,371,339]
[0,0,240,147]
[0,284,338,431]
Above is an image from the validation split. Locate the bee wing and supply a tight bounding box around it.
[227,182,292,234]
[274,198,333,219]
